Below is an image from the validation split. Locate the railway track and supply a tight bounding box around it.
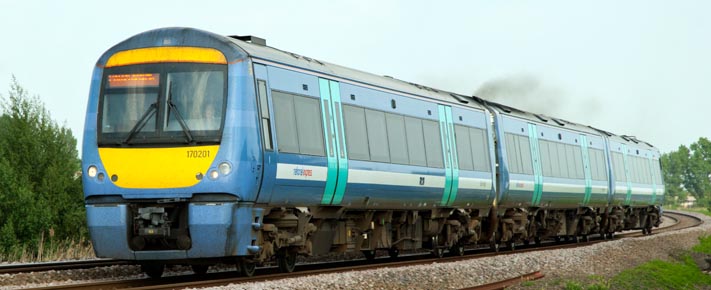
[0,259,129,275]
[16,211,702,289]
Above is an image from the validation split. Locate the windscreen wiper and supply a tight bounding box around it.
[122,102,157,145]
[167,82,194,144]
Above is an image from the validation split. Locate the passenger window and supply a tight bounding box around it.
[343,105,370,160]
[422,120,444,168]
[294,96,325,156]
[365,109,390,162]
[404,116,428,166]
[572,145,584,179]
[505,133,533,174]
[386,113,409,165]
[455,125,474,171]
[612,152,626,182]
[470,127,491,172]
[556,142,569,178]
[272,91,299,154]
[505,133,520,174]
[517,135,533,175]
[272,90,325,156]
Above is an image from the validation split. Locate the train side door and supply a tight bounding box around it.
[438,105,459,206]
[318,78,349,205]
[253,64,275,203]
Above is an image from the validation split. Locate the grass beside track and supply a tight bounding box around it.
[0,238,95,263]
[522,212,711,290]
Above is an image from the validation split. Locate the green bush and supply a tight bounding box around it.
[0,77,86,260]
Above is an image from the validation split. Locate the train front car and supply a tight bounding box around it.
[82,28,262,277]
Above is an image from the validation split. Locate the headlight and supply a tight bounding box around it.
[209,170,219,180]
[87,166,98,178]
[218,162,232,175]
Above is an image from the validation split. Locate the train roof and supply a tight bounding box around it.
[99,27,659,152]
[225,35,486,111]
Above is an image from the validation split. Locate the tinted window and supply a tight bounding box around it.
[470,127,491,172]
[505,133,533,174]
[422,120,444,168]
[572,145,584,179]
[386,113,409,164]
[517,135,533,175]
[294,96,325,155]
[612,152,626,182]
[343,105,370,160]
[405,116,428,166]
[505,133,520,173]
[365,109,390,162]
[272,91,299,153]
[272,91,325,156]
[455,125,474,171]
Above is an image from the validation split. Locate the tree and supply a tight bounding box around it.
[661,145,689,201]
[661,138,711,207]
[0,77,85,255]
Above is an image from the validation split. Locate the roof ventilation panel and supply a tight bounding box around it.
[229,35,267,46]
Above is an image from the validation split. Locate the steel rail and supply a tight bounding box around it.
[29,211,702,290]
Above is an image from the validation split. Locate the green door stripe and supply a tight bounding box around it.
[622,144,632,206]
[527,124,543,206]
[445,107,459,206]
[319,79,338,205]
[329,81,348,205]
[438,105,453,206]
[580,135,592,206]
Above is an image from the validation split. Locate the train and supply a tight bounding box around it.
[82,27,664,278]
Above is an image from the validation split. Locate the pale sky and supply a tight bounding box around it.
[1,1,708,155]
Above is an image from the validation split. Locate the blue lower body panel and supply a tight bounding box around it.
[86,202,260,260]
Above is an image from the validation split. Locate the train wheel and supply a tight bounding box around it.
[238,259,256,277]
[362,250,376,261]
[191,265,209,275]
[432,247,445,258]
[490,242,500,252]
[450,244,464,256]
[277,249,297,273]
[641,228,648,235]
[141,263,164,279]
[534,237,541,245]
[646,227,653,235]
[388,247,400,259]
[506,241,516,251]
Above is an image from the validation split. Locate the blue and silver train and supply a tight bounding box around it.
[82,27,664,277]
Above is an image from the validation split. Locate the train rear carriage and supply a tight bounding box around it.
[605,134,664,233]
[483,102,619,244]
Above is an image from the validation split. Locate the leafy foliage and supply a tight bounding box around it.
[661,138,711,207]
[0,77,85,258]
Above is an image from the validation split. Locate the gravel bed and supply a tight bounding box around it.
[1,210,708,289]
